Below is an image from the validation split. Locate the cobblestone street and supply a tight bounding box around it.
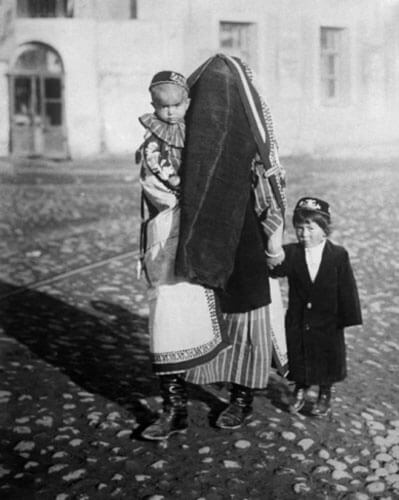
[0,155,399,500]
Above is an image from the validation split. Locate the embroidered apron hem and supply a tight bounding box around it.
[152,337,231,375]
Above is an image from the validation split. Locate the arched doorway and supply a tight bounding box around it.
[9,43,68,158]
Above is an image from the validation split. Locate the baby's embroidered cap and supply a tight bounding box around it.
[149,71,189,92]
[294,197,330,218]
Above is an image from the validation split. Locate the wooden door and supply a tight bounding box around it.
[10,75,37,156]
[10,43,67,158]
[42,75,66,158]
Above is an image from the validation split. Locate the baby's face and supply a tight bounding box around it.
[151,84,190,124]
[295,220,326,248]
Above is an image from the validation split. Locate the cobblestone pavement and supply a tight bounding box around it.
[0,156,399,500]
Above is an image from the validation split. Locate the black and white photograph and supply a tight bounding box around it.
[0,1,399,499]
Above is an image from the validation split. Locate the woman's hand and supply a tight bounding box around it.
[266,221,284,270]
[266,248,285,270]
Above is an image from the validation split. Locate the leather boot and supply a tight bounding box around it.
[141,374,188,440]
[311,385,332,417]
[216,384,253,429]
[288,384,308,414]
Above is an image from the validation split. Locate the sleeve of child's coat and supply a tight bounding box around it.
[140,136,178,211]
[337,249,363,328]
[268,244,290,278]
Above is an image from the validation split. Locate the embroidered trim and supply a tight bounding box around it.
[205,287,222,339]
[152,332,222,363]
[239,60,287,210]
[270,323,289,376]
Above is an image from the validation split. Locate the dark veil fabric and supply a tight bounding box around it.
[175,54,284,312]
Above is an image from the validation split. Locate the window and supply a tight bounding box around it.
[11,45,64,129]
[220,22,255,66]
[17,0,73,18]
[94,1,137,20]
[130,0,137,19]
[0,6,13,41]
[44,78,62,125]
[14,44,63,74]
[320,27,349,103]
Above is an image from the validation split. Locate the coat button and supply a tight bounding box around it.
[307,302,312,309]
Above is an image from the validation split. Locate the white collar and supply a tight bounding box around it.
[139,113,185,148]
[305,239,326,256]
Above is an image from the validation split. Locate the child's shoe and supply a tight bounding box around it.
[288,385,307,414]
[311,386,332,417]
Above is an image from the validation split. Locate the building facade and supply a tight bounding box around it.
[0,0,398,159]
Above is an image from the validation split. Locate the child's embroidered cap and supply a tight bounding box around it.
[294,197,330,218]
[149,71,189,92]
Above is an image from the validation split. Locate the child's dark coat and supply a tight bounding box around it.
[271,240,362,385]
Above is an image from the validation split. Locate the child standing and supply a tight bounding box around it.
[271,197,362,417]
[137,71,229,440]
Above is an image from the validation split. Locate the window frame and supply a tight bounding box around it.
[219,21,256,68]
[320,26,349,106]
[16,0,73,18]
[130,0,138,19]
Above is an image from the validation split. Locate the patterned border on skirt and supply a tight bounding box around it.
[152,288,230,374]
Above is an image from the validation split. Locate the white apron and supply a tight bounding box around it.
[143,206,229,374]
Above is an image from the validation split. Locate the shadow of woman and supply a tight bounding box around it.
[0,281,155,426]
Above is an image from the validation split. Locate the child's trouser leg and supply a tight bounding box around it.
[289,383,310,414]
[141,373,188,440]
[311,384,332,417]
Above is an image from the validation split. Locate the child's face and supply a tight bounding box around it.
[151,84,190,124]
[295,220,326,248]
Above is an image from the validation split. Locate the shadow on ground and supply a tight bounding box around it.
[0,282,234,432]
[0,282,155,424]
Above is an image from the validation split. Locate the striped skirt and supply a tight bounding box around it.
[185,305,272,389]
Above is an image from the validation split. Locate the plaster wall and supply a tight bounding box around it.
[270,0,399,156]
[0,0,14,155]
[6,13,186,157]
[0,61,9,155]
[1,0,399,158]
[92,0,132,20]
[96,19,185,154]
[176,0,399,157]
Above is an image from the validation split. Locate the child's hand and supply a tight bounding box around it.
[168,174,181,187]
